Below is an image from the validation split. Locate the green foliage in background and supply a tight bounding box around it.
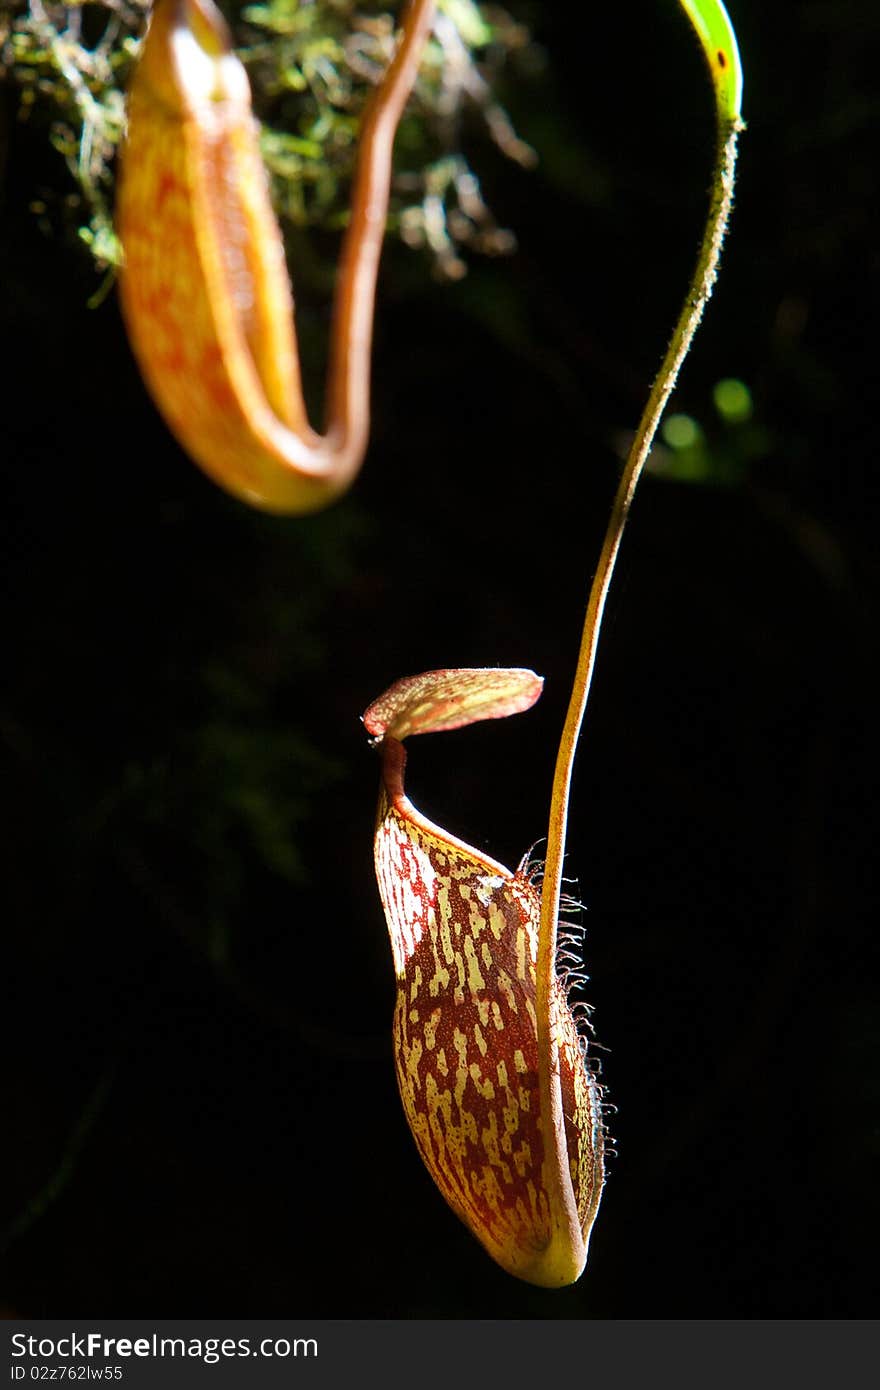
[0,0,536,277]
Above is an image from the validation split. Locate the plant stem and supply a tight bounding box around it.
[534,111,744,1248]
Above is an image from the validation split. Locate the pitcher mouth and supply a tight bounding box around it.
[139,0,250,116]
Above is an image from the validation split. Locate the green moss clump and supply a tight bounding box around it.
[0,0,536,281]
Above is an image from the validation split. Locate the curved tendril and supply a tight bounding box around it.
[535,0,744,1253]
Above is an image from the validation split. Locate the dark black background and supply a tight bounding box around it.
[1,0,877,1317]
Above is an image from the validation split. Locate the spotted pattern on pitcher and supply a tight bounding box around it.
[374,789,603,1270]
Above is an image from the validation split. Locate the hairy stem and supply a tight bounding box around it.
[535,107,744,1246]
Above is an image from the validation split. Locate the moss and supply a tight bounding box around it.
[0,0,536,280]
